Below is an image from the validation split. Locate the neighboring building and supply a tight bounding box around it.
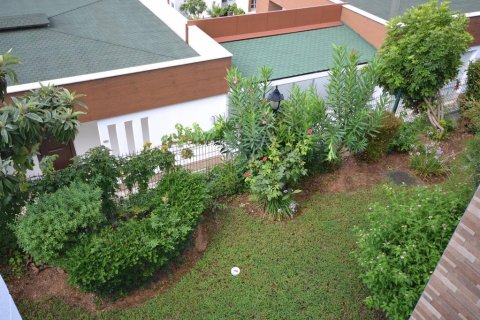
[2,0,231,172]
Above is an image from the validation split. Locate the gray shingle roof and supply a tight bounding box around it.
[347,0,480,20]
[222,26,376,80]
[0,0,198,85]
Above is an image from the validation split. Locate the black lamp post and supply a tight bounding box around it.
[268,86,284,112]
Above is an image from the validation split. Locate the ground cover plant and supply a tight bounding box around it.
[355,183,472,320]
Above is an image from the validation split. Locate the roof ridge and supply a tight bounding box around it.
[48,0,105,18]
[46,27,184,61]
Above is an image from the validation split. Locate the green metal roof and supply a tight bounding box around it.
[347,0,480,20]
[221,26,376,80]
[0,0,198,85]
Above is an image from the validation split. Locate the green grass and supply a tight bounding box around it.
[16,157,474,320]
[17,188,386,320]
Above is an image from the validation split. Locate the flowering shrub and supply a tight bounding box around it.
[245,137,310,219]
[409,139,447,177]
[355,184,471,320]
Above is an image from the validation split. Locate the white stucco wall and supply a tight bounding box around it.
[88,94,228,156]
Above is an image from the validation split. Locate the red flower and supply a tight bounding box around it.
[244,172,251,177]
[307,129,313,135]
[233,77,238,85]
[262,157,268,161]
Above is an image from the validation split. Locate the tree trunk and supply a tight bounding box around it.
[424,97,445,135]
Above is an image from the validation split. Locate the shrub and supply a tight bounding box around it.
[64,170,210,295]
[207,159,245,199]
[355,184,471,319]
[465,59,480,99]
[461,97,480,133]
[15,182,104,263]
[409,140,448,177]
[464,135,480,187]
[389,115,425,153]
[359,112,402,162]
[121,145,175,193]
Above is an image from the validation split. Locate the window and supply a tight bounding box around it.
[250,0,256,9]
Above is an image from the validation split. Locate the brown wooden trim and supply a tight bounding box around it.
[188,3,343,40]
[468,16,480,46]
[7,57,232,122]
[215,21,342,42]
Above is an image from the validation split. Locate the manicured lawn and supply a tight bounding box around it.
[18,187,387,320]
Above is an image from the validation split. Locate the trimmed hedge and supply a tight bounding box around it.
[15,182,104,263]
[63,170,211,295]
[359,112,402,162]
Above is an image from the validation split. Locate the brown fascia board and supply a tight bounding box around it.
[5,57,232,123]
[188,3,343,42]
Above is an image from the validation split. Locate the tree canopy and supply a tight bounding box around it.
[377,0,472,131]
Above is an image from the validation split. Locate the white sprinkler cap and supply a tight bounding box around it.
[231,267,240,276]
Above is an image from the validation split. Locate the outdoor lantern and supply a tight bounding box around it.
[268,86,284,112]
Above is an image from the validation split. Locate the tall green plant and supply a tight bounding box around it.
[324,45,387,160]
[0,49,20,102]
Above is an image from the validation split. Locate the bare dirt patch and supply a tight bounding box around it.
[7,210,223,312]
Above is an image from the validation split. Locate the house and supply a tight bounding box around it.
[2,0,232,172]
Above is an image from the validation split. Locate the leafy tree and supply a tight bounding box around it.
[207,2,245,17]
[378,0,472,134]
[180,0,207,19]
[0,49,20,102]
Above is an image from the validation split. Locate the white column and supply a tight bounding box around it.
[116,122,130,155]
[97,122,112,150]
[132,118,144,152]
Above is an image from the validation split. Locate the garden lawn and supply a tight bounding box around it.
[17,188,387,320]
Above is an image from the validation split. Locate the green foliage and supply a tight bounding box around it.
[207,158,245,199]
[378,0,472,109]
[358,112,402,162]
[63,170,210,295]
[389,115,424,152]
[0,49,20,101]
[180,0,207,19]
[464,135,480,187]
[207,2,245,17]
[409,140,448,177]
[121,145,175,193]
[356,184,471,320]
[28,146,120,215]
[0,84,85,208]
[461,97,480,133]
[15,182,104,263]
[465,59,480,99]
[325,45,386,160]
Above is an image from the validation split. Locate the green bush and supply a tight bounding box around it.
[409,140,448,177]
[461,97,480,133]
[389,115,425,153]
[64,170,210,295]
[207,159,245,199]
[15,182,104,263]
[465,59,480,99]
[465,135,480,187]
[29,146,120,214]
[355,184,471,320]
[121,145,175,193]
[359,112,402,162]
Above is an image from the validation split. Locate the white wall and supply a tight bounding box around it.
[92,94,228,156]
[74,121,101,155]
